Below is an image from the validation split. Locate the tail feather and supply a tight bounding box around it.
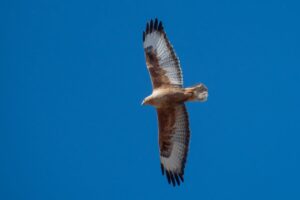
[185,84,208,102]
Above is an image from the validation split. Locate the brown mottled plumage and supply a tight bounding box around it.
[142,19,208,186]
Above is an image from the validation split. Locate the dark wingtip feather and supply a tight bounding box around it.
[144,19,164,39]
[160,164,185,186]
[174,174,181,186]
[146,22,149,34]
[149,19,153,33]
[154,18,158,30]
[179,173,184,182]
[158,21,163,31]
[166,171,171,184]
[142,31,145,41]
[169,172,176,186]
[161,163,165,175]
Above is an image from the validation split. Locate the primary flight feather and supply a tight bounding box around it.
[142,18,208,186]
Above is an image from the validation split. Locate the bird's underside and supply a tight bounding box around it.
[142,18,208,186]
[142,85,208,108]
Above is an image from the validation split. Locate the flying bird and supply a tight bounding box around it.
[142,19,208,186]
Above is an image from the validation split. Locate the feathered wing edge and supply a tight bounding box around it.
[143,18,183,88]
[157,104,190,186]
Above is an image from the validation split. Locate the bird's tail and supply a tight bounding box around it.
[185,84,208,102]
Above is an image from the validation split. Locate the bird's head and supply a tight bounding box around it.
[141,96,151,106]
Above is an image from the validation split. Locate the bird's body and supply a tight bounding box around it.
[143,87,187,108]
[142,19,208,186]
[143,84,207,108]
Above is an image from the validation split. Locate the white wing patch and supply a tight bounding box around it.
[143,21,183,87]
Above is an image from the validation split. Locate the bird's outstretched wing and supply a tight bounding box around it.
[157,104,190,186]
[143,19,183,89]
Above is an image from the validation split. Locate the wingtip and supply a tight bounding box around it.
[142,31,145,41]
[158,21,163,31]
[146,22,149,34]
[149,19,153,32]
[179,173,184,182]
[161,163,165,175]
[154,18,158,30]
[144,18,164,36]
[166,171,171,184]
[174,174,181,186]
[169,171,176,186]
[162,168,184,187]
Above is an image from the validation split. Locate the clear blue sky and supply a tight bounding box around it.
[1,0,300,199]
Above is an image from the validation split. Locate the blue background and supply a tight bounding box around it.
[1,0,300,199]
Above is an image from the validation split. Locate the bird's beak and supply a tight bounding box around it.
[141,100,145,106]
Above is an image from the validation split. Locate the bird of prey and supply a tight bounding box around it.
[142,19,208,186]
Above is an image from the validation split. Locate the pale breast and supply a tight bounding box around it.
[151,87,187,107]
